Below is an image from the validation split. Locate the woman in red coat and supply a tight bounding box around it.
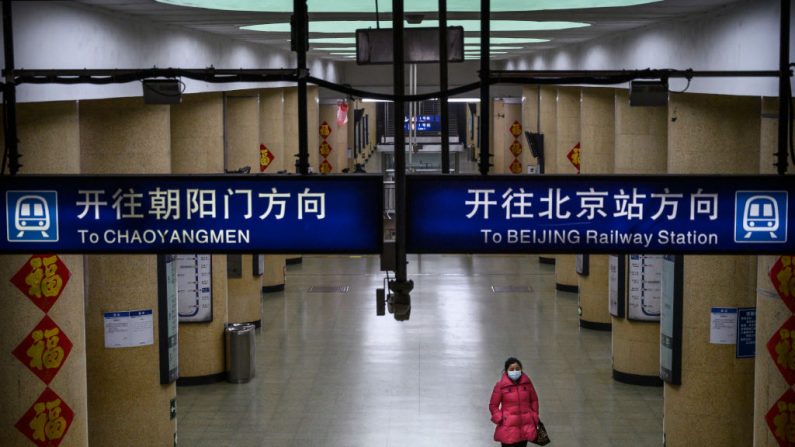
[489,357,540,447]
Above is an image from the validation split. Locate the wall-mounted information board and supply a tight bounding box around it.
[608,255,625,318]
[627,255,663,321]
[176,254,212,323]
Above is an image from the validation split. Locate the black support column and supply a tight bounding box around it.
[294,0,309,175]
[478,0,490,176]
[390,0,413,320]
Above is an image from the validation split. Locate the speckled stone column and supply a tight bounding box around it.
[611,90,667,385]
[577,88,615,331]
[753,97,793,447]
[664,92,759,447]
[225,93,263,325]
[80,97,176,446]
[554,87,581,292]
[0,101,88,447]
[259,88,290,287]
[170,92,229,384]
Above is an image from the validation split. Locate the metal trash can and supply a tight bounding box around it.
[225,323,255,383]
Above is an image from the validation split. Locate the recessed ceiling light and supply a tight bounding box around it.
[465,45,523,50]
[157,0,659,13]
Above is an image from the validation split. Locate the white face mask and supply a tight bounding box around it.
[507,370,522,381]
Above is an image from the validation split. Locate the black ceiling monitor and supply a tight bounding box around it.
[524,131,545,174]
[356,26,464,65]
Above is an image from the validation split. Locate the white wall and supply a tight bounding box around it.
[501,0,794,97]
[5,1,342,103]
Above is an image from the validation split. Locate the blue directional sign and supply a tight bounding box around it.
[1,175,382,254]
[406,175,795,254]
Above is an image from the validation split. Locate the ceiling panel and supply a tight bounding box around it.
[73,0,747,61]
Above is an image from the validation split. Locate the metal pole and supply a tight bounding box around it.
[439,0,450,173]
[294,0,309,175]
[390,0,413,317]
[777,0,790,175]
[3,0,19,175]
[478,0,490,176]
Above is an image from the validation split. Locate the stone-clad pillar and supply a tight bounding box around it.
[554,87,581,292]
[80,97,176,446]
[577,88,615,330]
[538,86,558,265]
[225,93,263,325]
[259,88,290,288]
[170,92,229,384]
[663,92,759,447]
[611,89,667,385]
[753,97,793,447]
[0,101,89,446]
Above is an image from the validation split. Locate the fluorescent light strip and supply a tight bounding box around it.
[242,20,587,33]
[157,0,660,13]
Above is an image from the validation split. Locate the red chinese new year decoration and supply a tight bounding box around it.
[319,159,333,174]
[319,121,332,139]
[259,144,274,172]
[768,316,795,385]
[509,140,523,157]
[15,387,74,447]
[766,387,795,447]
[567,142,581,173]
[10,255,71,314]
[770,256,795,312]
[509,159,523,174]
[319,141,333,158]
[12,315,73,385]
[509,121,522,138]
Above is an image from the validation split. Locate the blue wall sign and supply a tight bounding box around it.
[736,307,756,359]
[406,175,794,254]
[1,175,382,254]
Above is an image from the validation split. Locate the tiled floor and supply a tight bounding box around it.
[176,254,664,447]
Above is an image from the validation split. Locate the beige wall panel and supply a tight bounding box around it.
[79,96,175,446]
[754,97,793,447]
[170,92,228,379]
[614,90,667,174]
[260,88,286,173]
[664,93,759,447]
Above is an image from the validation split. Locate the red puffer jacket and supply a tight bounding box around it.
[489,372,540,444]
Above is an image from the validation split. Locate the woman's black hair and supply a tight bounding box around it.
[504,357,523,371]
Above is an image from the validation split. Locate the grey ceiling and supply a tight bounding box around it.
[73,0,749,61]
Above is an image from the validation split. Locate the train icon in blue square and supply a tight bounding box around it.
[734,191,787,243]
[6,191,59,242]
